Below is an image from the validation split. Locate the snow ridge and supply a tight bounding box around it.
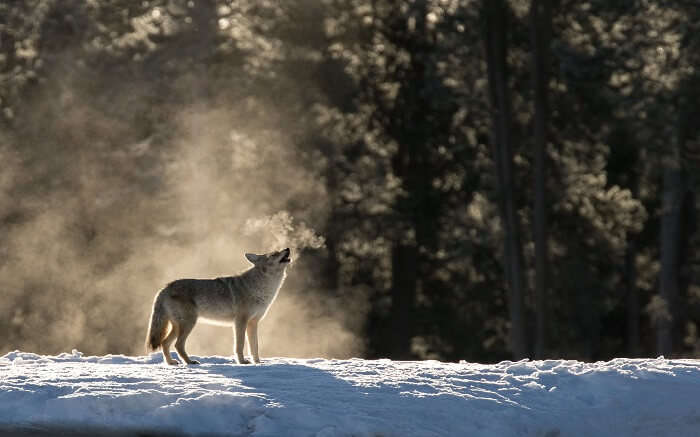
[1,351,699,436]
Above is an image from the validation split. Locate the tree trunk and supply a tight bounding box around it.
[322,152,342,295]
[482,0,528,359]
[386,2,440,359]
[390,243,418,359]
[625,232,641,357]
[657,101,689,357]
[658,161,682,356]
[530,0,552,359]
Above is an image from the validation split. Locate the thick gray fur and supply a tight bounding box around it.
[145,248,291,365]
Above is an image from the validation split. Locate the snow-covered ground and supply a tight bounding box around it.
[1,351,699,436]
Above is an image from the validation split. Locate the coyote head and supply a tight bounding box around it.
[245,248,292,271]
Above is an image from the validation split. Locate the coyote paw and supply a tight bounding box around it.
[237,358,251,365]
[187,360,200,365]
[166,360,180,366]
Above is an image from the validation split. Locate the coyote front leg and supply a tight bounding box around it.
[247,318,260,364]
[234,317,250,364]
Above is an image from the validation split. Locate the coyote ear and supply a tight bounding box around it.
[245,253,260,263]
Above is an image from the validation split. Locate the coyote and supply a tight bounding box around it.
[145,248,291,365]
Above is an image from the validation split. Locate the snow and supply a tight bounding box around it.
[2,351,700,436]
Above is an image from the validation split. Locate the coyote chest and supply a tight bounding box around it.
[197,271,285,324]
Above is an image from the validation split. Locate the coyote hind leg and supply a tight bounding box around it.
[174,315,199,365]
[162,323,180,365]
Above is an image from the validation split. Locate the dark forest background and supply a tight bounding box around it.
[1,0,699,362]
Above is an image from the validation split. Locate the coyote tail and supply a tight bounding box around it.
[145,291,169,352]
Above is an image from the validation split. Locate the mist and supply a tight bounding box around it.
[0,13,364,359]
[6,0,698,362]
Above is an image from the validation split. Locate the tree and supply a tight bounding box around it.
[656,7,700,353]
[530,0,552,359]
[482,0,528,359]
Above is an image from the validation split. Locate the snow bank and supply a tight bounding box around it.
[1,351,699,436]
